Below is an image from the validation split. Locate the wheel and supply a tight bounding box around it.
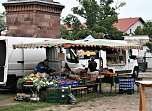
[132,67,139,78]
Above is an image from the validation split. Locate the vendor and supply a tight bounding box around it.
[33,59,52,74]
[88,57,97,72]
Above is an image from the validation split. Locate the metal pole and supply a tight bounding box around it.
[99,50,103,94]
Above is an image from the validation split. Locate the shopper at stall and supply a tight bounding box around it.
[88,57,97,72]
[33,59,51,75]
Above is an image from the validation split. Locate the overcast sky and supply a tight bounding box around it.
[0,0,152,22]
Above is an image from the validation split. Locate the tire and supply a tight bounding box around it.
[132,67,139,78]
[6,75,18,92]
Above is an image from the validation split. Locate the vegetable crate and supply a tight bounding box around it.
[78,78,91,85]
[119,77,134,94]
[46,88,69,104]
[48,81,78,88]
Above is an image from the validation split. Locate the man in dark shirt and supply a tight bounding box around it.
[33,59,50,74]
[88,57,97,72]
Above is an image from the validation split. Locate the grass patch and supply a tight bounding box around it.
[0,102,53,111]
[0,90,16,100]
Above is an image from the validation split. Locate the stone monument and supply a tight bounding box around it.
[3,0,64,38]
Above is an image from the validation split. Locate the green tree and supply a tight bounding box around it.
[72,0,99,29]
[75,28,91,39]
[72,0,124,40]
[134,26,143,35]
[60,26,70,39]
[134,20,152,52]
[143,21,152,53]
[0,12,6,32]
[61,14,82,40]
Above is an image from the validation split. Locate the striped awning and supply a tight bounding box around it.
[12,38,142,50]
[86,39,143,50]
[12,38,96,49]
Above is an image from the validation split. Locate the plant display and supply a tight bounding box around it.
[17,74,54,92]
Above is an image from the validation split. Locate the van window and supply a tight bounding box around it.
[106,49,126,64]
[66,49,76,63]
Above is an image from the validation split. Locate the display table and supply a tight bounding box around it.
[136,81,152,111]
[102,74,118,93]
[71,87,87,98]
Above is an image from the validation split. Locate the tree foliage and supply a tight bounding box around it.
[72,0,124,39]
[61,0,125,40]
[61,14,92,40]
[142,21,152,53]
[0,12,6,32]
[134,20,152,53]
[134,26,143,35]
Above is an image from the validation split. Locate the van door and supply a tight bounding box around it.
[0,40,8,84]
[66,49,82,71]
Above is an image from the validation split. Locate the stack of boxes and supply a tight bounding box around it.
[119,77,134,94]
[46,88,69,104]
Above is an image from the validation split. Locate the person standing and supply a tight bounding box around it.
[88,57,97,72]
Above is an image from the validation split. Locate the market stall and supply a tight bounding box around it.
[13,38,98,104]
[12,38,142,104]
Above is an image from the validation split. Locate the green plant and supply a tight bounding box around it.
[17,76,53,92]
[17,78,27,89]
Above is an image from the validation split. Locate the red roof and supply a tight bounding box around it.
[113,17,145,32]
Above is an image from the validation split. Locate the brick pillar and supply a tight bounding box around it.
[3,0,64,38]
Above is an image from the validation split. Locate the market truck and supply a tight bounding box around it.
[0,36,50,89]
[64,48,139,77]
[63,39,140,78]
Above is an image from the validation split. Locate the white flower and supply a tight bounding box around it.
[24,77,28,80]
[49,82,53,85]
[30,78,34,81]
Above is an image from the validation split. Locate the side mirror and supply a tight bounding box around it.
[74,57,79,63]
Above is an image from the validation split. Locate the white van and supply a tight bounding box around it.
[0,36,49,89]
[74,49,138,76]
[66,39,139,78]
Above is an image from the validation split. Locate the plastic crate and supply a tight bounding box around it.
[78,80,85,85]
[119,89,134,94]
[46,99,59,103]
[46,88,59,94]
[47,84,56,88]
[58,88,69,94]
[71,81,78,87]
[58,94,69,100]
[78,78,91,85]
[59,99,68,104]
[46,88,70,101]
[118,77,135,94]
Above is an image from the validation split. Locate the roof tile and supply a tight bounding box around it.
[113,17,144,32]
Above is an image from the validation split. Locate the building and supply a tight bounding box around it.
[113,17,145,35]
[2,0,64,38]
